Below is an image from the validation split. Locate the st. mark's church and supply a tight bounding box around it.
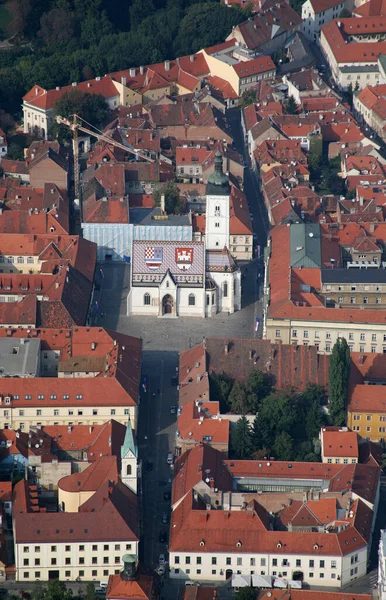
[127,152,242,317]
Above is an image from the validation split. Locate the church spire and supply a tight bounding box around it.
[206,150,230,195]
[121,417,137,460]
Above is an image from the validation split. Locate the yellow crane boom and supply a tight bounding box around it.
[56,114,154,198]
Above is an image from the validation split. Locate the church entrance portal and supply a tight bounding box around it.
[162,294,174,315]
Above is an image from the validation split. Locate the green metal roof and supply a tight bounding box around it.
[290,223,321,269]
[121,418,137,459]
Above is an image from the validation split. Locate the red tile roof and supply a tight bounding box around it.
[106,573,154,600]
[321,18,386,63]
[23,78,120,111]
[233,56,276,77]
[258,590,371,600]
[321,427,359,458]
[235,3,301,50]
[58,455,119,493]
[0,326,142,408]
[309,0,344,13]
[353,0,386,17]
[0,295,37,326]
[30,420,126,462]
[13,478,139,543]
[205,76,238,100]
[230,186,253,235]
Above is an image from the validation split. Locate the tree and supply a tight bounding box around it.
[229,380,248,414]
[85,582,97,600]
[153,181,184,215]
[173,3,245,56]
[38,8,76,47]
[209,371,233,412]
[327,173,345,196]
[286,95,298,114]
[232,415,254,459]
[339,8,351,17]
[273,431,293,461]
[308,137,325,181]
[239,89,256,108]
[0,109,16,135]
[234,587,256,600]
[7,142,24,160]
[54,89,108,128]
[328,338,351,426]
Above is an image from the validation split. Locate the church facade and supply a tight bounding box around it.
[127,152,242,318]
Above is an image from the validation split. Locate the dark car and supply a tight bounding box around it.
[145,461,153,472]
[161,512,168,524]
[159,530,167,543]
[164,491,171,501]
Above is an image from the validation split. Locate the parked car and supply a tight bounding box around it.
[159,553,165,565]
[162,512,168,524]
[170,405,176,415]
[167,452,174,465]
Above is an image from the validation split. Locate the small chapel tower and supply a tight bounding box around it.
[121,418,138,494]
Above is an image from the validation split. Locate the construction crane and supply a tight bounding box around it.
[56,114,154,199]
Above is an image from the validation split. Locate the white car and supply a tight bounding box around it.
[167,452,174,465]
[159,553,165,565]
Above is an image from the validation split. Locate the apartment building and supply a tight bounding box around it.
[320,18,386,90]
[168,445,380,587]
[0,233,96,328]
[264,223,386,353]
[302,0,345,42]
[13,472,139,582]
[354,84,386,142]
[0,327,142,431]
[320,427,359,464]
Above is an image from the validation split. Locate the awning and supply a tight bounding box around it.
[231,574,252,588]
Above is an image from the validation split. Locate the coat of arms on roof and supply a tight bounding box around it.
[145,247,163,270]
[175,247,193,270]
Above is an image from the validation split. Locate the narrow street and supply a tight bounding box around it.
[226,108,270,250]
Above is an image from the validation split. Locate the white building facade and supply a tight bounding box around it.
[379,530,386,600]
[169,546,367,587]
[302,0,345,42]
[127,152,241,317]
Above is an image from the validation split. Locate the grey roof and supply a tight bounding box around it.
[322,267,386,284]
[0,338,40,377]
[290,223,321,269]
[129,208,191,226]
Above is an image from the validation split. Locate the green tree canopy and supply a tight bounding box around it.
[239,89,256,108]
[209,371,233,412]
[153,181,184,215]
[31,580,73,600]
[328,338,351,426]
[38,8,76,47]
[232,415,254,459]
[234,586,257,600]
[286,95,298,114]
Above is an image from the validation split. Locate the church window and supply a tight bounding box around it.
[215,205,220,216]
[126,465,132,476]
[206,295,210,306]
[215,222,220,228]
[223,282,228,298]
[143,293,151,305]
[188,294,196,306]
[212,294,215,305]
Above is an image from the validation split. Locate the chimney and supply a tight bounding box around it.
[190,55,194,62]
[160,193,166,214]
[91,342,96,351]
[164,60,170,71]
[72,82,77,87]
[196,375,201,384]
[129,68,135,77]
[68,426,72,434]
[139,65,144,75]
[89,426,93,434]
[224,342,229,354]
[121,75,127,86]
[370,223,375,233]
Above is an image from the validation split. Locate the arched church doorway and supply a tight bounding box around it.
[162,294,173,315]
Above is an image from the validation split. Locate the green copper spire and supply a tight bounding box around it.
[206,151,230,195]
[121,417,137,459]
